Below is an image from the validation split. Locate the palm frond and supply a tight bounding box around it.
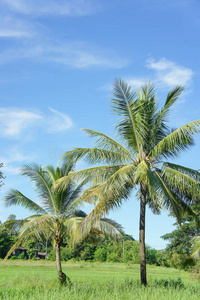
[63,217,83,243]
[149,119,200,159]
[141,82,156,102]
[164,86,185,110]
[4,189,47,214]
[82,129,135,161]
[163,165,200,201]
[98,217,124,237]
[21,164,56,213]
[164,163,200,181]
[61,165,125,186]
[155,171,195,225]
[60,178,88,214]
[60,147,132,165]
[112,79,147,152]
[79,182,132,239]
[150,86,185,148]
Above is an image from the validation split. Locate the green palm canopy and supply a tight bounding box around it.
[3,160,123,285]
[58,80,200,285]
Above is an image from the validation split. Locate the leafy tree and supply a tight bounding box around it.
[59,80,200,285]
[3,161,123,285]
[0,229,15,259]
[94,247,107,262]
[162,203,200,269]
[4,215,20,236]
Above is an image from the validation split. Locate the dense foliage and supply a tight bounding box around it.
[161,203,200,270]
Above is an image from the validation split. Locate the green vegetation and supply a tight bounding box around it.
[0,229,15,259]
[1,80,200,296]
[59,80,200,285]
[0,261,200,300]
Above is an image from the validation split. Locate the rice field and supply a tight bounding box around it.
[0,260,199,299]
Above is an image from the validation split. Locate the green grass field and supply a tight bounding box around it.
[0,260,200,299]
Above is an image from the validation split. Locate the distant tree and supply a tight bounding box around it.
[4,214,22,236]
[161,203,200,269]
[7,214,16,221]
[0,229,15,259]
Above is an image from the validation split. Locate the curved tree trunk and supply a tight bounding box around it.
[139,183,147,286]
[55,242,66,286]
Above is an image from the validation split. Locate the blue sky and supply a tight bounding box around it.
[0,0,200,249]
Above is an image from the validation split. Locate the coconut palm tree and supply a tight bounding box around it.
[58,80,200,285]
[3,160,123,285]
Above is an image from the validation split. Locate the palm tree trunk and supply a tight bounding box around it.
[55,242,66,286]
[139,182,147,286]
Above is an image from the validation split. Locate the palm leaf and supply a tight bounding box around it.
[149,120,200,159]
[60,147,132,165]
[163,165,200,201]
[112,79,146,152]
[82,129,135,160]
[21,164,56,213]
[4,189,47,214]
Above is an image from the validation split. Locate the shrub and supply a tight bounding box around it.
[94,248,107,262]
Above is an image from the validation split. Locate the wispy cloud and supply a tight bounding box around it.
[124,57,193,92]
[0,108,42,137]
[45,43,128,69]
[0,147,34,174]
[126,78,148,89]
[47,107,73,133]
[0,107,73,138]
[146,57,194,87]
[2,0,100,16]
[0,17,33,38]
[0,41,129,69]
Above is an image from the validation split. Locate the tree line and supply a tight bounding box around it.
[1,209,200,271]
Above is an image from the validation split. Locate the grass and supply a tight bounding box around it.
[0,260,200,299]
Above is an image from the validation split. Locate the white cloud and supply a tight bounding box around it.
[46,44,128,69]
[0,147,34,174]
[0,108,42,137]
[47,107,73,132]
[124,58,194,92]
[0,17,33,38]
[2,0,100,16]
[146,57,193,87]
[0,107,73,138]
[126,78,148,89]
[0,42,128,69]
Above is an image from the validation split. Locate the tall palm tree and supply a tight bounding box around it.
[58,80,200,285]
[3,160,123,285]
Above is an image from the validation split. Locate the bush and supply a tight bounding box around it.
[94,248,107,262]
[154,277,185,289]
[107,252,121,262]
[48,249,56,261]
[61,247,72,261]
